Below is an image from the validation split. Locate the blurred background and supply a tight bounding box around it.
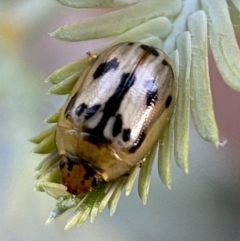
[0,1,240,240]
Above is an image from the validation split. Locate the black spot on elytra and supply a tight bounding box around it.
[165,95,172,108]
[129,132,146,153]
[162,59,169,66]
[128,42,134,46]
[140,44,159,57]
[123,128,131,142]
[64,93,78,118]
[112,114,123,137]
[85,104,101,120]
[93,58,119,79]
[75,103,87,116]
[81,180,85,185]
[85,72,136,144]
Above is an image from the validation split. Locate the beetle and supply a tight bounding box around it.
[56,42,177,194]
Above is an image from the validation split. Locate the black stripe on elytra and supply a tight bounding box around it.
[122,128,131,142]
[165,95,172,108]
[85,72,136,144]
[85,104,101,120]
[64,93,78,118]
[75,103,87,117]
[140,44,159,57]
[112,114,122,137]
[93,58,120,79]
[129,132,146,153]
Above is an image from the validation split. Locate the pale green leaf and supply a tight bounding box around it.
[188,10,219,145]
[108,177,126,216]
[33,132,57,154]
[138,144,158,204]
[48,72,80,95]
[52,0,182,41]
[111,17,172,44]
[201,0,240,91]
[30,125,56,144]
[158,120,173,189]
[44,107,62,123]
[174,31,191,173]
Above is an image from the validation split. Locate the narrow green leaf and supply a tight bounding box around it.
[89,183,110,222]
[98,182,118,212]
[35,175,67,196]
[158,120,173,189]
[30,125,56,144]
[48,72,80,95]
[65,185,107,229]
[169,49,180,77]
[108,177,126,216]
[125,166,138,196]
[42,183,68,199]
[44,107,62,123]
[201,0,240,91]
[188,10,219,145]
[174,31,191,173]
[65,209,86,230]
[111,17,172,44]
[33,132,57,154]
[45,58,88,84]
[35,151,60,174]
[138,144,158,204]
[52,0,182,41]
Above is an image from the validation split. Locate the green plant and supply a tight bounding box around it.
[31,0,240,229]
